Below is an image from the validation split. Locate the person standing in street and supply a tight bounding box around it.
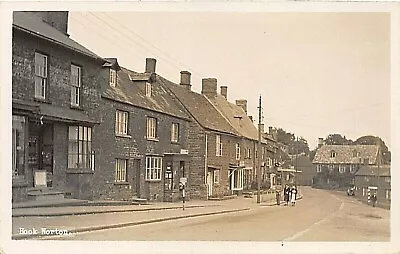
[371,193,377,208]
[284,184,290,206]
[291,186,297,206]
[275,189,281,206]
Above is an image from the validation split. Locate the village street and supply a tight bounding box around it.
[12,187,389,242]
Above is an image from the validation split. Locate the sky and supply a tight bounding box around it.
[68,11,391,150]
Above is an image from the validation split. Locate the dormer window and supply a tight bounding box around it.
[330,150,336,158]
[109,69,116,87]
[352,150,357,158]
[146,82,152,97]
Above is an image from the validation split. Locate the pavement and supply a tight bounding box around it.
[12,192,302,240]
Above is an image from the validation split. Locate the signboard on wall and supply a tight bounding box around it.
[180,149,189,155]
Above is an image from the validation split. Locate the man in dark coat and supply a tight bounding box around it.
[284,185,290,206]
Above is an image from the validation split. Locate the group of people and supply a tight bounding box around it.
[275,184,298,206]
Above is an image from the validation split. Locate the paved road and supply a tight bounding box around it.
[52,187,389,241]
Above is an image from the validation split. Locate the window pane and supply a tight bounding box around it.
[69,126,78,140]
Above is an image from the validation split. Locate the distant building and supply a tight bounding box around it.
[293,155,315,186]
[312,144,379,189]
[354,165,390,205]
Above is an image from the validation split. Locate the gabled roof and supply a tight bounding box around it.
[161,80,238,135]
[355,165,390,177]
[103,58,121,70]
[102,67,190,120]
[312,145,379,164]
[13,12,104,61]
[206,95,259,141]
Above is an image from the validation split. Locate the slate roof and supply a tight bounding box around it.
[161,80,238,135]
[102,67,190,120]
[312,145,379,164]
[13,12,104,61]
[355,165,390,177]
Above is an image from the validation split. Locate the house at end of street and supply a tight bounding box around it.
[312,143,379,189]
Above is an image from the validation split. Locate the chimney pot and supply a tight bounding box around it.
[145,58,157,73]
[201,78,218,97]
[318,137,324,148]
[180,71,192,90]
[235,99,248,114]
[220,86,228,99]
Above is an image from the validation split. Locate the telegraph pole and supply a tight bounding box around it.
[257,95,262,204]
[377,139,381,201]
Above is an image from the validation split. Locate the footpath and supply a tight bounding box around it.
[12,192,301,240]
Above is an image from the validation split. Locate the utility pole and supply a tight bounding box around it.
[377,139,381,201]
[257,95,262,204]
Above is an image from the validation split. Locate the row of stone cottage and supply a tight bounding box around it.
[11,11,278,203]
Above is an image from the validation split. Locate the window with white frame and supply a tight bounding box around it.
[339,165,346,173]
[328,164,334,172]
[146,156,162,180]
[386,189,391,199]
[247,148,251,159]
[68,126,94,170]
[146,82,152,97]
[171,123,179,143]
[317,164,322,173]
[146,117,157,139]
[34,52,47,99]
[70,64,81,106]
[115,110,128,135]
[216,134,222,156]
[115,159,127,182]
[214,170,220,183]
[350,164,357,173]
[109,69,116,87]
[231,168,243,190]
[235,143,240,160]
[330,150,336,158]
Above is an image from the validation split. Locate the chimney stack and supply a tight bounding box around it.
[25,11,69,35]
[318,138,324,148]
[220,86,228,99]
[145,58,156,73]
[180,71,191,90]
[235,99,247,114]
[201,78,218,97]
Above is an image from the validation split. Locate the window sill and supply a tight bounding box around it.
[147,138,159,142]
[66,169,94,174]
[114,182,129,185]
[34,97,51,104]
[70,104,84,111]
[145,179,162,182]
[116,133,132,139]
[171,141,179,145]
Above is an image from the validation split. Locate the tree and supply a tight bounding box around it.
[324,134,353,145]
[275,128,310,156]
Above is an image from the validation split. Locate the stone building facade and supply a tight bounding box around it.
[12,11,105,201]
[93,58,191,202]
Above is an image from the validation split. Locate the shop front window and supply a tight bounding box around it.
[12,115,26,178]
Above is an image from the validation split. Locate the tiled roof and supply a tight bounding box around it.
[206,95,259,141]
[312,145,379,164]
[355,165,390,176]
[102,67,190,120]
[161,80,238,135]
[13,12,104,61]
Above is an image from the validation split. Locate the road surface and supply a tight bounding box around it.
[52,187,389,241]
